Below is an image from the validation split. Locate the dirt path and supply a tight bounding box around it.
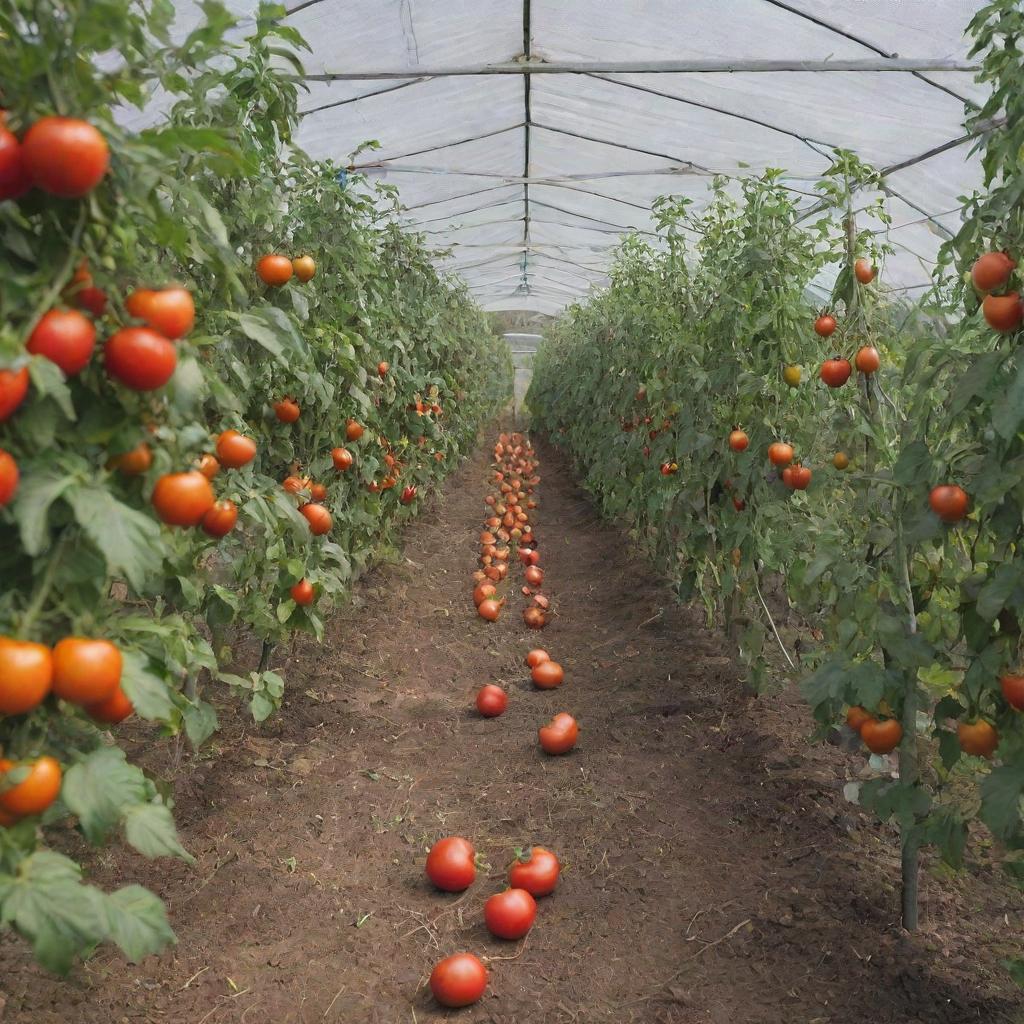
[3,433,1021,1024]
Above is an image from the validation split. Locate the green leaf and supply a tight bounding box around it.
[892,441,932,487]
[62,748,149,845]
[0,852,106,975]
[102,884,176,963]
[67,484,162,590]
[120,650,176,722]
[123,803,193,862]
[182,700,218,748]
[975,562,1023,621]
[981,763,1024,840]
[992,358,1024,440]
[12,469,75,555]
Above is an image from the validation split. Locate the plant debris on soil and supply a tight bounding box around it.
[1,431,1021,1023]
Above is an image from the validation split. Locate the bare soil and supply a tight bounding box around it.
[1,432,1021,1024]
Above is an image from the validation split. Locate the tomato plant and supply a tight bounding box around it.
[0,0,510,974]
[528,0,1024,955]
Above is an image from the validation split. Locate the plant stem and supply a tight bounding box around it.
[18,531,70,639]
[895,521,920,930]
[753,572,795,669]
[22,205,88,344]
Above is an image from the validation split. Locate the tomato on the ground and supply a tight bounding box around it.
[429,953,487,1008]
[484,888,536,940]
[509,846,560,897]
[425,836,476,892]
[475,684,508,717]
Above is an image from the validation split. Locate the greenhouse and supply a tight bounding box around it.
[0,1,1022,1021]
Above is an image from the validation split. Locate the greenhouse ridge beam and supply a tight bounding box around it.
[309,58,977,81]
[522,0,532,299]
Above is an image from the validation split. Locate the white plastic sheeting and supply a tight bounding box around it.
[176,1,993,314]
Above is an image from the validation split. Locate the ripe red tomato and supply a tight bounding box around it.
[299,502,332,535]
[861,717,902,754]
[331,447,353,471]
[524,565,543,587]
[27,309,96,375]
[525,648,549,668]
[531,660,564,689]
[377,361,389,377]
[291,579,315,606]
[346,419,364,442]
[152,470,215,526]
[196,454,220,479]
[509,846,560,896]
[477,598,502,621]
[846,706,872,734]
[788,464,811,490]
[216,430,257,469]
[0,756,62,817]
[400,485,417,505]
[292,256,316,282]
[68,264,107,317]
[1000,674,1024,711]
[982,292,1023,333]
[110,438,153,473]
[476,684,508,717]
[971,251,1015,293]
[0,638,53,715]
[282,475,304,494]
[767,441,793,467]
[0,448,19,506]
[87,683,134,724]
[854,346,880,374]
[484,887,537,940]
[21,117,109,197]
[425,836,476,892]
[429,953,487,1009]
[539,712,578,755]
[814,314,836,337]
[52,637,121,705]
[820,357,852,388]
[0,126,30,200]
[105,327,177,390]
[274,398,300,423]
[310,482,327,502]
[929,484,968,524]
[127,287,195,339]
[958,719,998,758]
[732,496,746,511]
[201,499,238,538]
[0,367,29,421]
[728,429,748,452]
[854,258,875,284]
[257,254,293,286]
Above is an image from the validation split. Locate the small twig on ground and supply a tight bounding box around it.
[182,965,210,989]
[322,987,346,1018]
[483,935,529,963]
[618,918,752,1007]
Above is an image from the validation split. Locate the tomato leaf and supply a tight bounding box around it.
[11,468,76,555]
[67,484,162,591]
[120,650,176,722]
[102,884,176,963]
[62,748,149,845]
[992,358,1024,440]
[0,852,107,975]
[182,699,219,749]
[123,803,193,862]
[980,763,1024,841]
[975,562,1024,621]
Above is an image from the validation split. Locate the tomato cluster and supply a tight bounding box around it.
[424,834,561,1007]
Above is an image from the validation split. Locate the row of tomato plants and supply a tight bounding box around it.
[0,0,511,973]
[528,0,1024,962]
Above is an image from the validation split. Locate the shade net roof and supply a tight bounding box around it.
[171,1,992,315]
